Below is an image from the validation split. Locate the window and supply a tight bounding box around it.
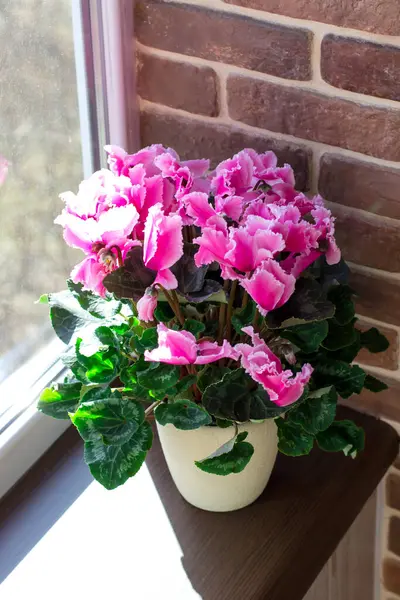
[0,0,135,497]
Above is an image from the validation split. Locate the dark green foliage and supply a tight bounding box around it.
[202,369,286,421]
[195,431,254,475]
[155,400,212,430]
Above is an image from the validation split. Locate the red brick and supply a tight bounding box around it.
[137,51,218,117]
[332,206,400,273]
[140,108,311,190]
[349,270,400,326]
[341,376,400,423]
[356,320,398,371]
[388,517,400,557]
[321,35,400,102]
[319,154,400,221]
[387,473,400,511]
[383,558,400,595]
[227,75,400,161]
[224,0,400,36]
[135,0,312,80]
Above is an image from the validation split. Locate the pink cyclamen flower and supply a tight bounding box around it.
[137,287,158,322]
[145,324,239,365]
[0,155,9,185]
[312,205,341,265]
[195,340,240,365]
[143,203,183,289]
[145,324,198,365]
[236,327,313,407]
[240,259,296,316]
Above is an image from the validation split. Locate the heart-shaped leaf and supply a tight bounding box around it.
[84,420,153,490]
[281,321,329,354]
[202,369,286,421]
[195,430,254,475]
[276,419,314,456]
[155,399,212,430]
[38,381,82,419]
[288,386,337,434]
[316,420,364,457]
[360,327,390,353]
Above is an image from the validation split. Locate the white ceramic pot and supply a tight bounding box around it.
[156,419,278,512]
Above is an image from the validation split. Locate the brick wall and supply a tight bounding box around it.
[134,1,400,596]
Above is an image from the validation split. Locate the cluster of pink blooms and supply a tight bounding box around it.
[145,323,312,407]
[56,144,341,407]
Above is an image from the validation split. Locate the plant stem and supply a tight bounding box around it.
[171,290,185,325]
[218,281,230,344]
[161,287,185,326]
[241,290,249,308]
[226,280,238,343]
[252,307,261,332]
[145,400,161,416]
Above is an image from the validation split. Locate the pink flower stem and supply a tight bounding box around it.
[160,287,185,327]
[171,290,185,326]
[252,307,262,332]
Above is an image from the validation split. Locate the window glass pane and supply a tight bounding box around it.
[0,0,82,384]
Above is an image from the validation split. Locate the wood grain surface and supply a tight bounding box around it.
[0,407,397,600]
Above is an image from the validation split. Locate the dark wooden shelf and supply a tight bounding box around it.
[0,407,398,600]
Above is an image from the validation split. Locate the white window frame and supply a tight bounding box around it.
[0,0,138,499]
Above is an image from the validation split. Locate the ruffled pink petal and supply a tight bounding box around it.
[71,256,107,297]
[184,192,216,226]
[214,195,243,221]
[98,204,140,246]
[144,323,197,365]
[193,226,229,267]
[195,340,240,365]
[55,211,99,253]
[143,203,183,271]
[154,269,178,290]
[104,145,127,175]
[182,158,210,177]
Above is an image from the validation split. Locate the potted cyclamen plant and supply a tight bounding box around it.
[38,144,389,512]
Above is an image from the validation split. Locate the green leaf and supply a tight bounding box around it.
[281,321,329,353]
[202,369,286,421]
[327,330,361,363]
[155,399,212,430]
[75,338,120,384]
[154,302,175,323]
[175,375,197,394]
[266,278,335,329]
[84,421,153,490]
[360,327,390,353]
[171,242,223,303]
[38,382,82,419]
[71,389,144,445]
[195,431,254,475]
[328,284,355,325]
[47,288,123,345]
[276,419,314,456]
[231,301,256,334]
[134,328,158,353]
[197,365,230,393]
[321,319,358,351]
[364,374,388,393]
[67,280,122,320]
[288,386,337,434]
[137,362,180,391]
[313,359,366,399]
[183,319,205,338]
[316,420,365,457]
